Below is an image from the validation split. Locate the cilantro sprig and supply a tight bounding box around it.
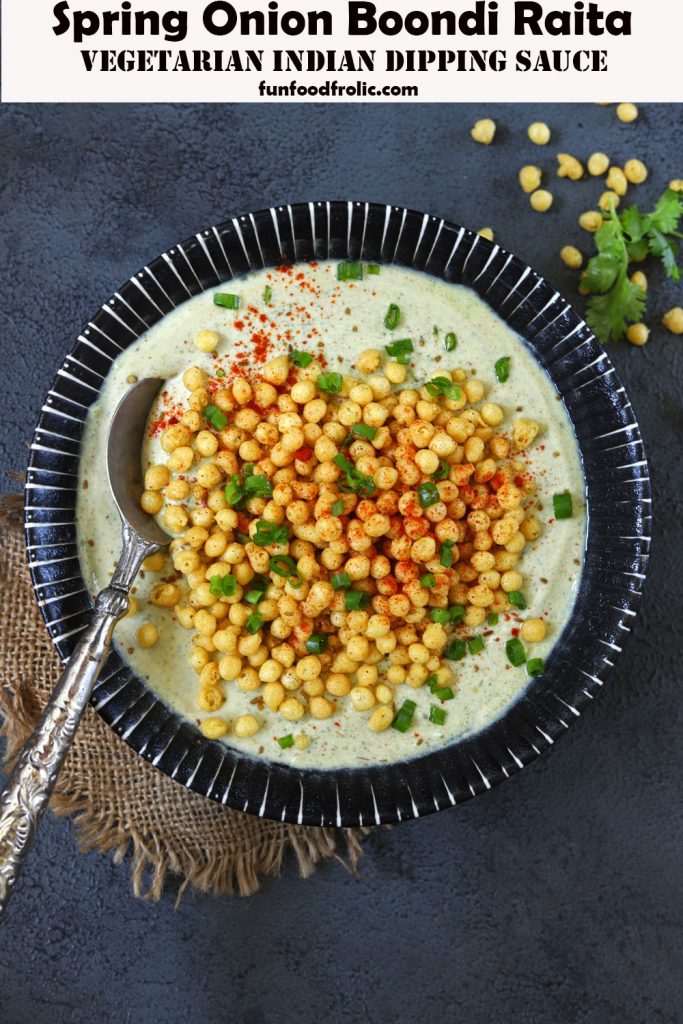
[582,188,683,343]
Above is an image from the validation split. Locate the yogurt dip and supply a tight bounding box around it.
[77,261,585,769]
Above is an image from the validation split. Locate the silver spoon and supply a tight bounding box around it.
[0,378,168,914]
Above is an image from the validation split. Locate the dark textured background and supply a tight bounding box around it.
[0,103,681,1024]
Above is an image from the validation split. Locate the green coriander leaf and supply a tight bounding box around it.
[649,188,683,235]
[581,253,621,294]
[647,227,681,282]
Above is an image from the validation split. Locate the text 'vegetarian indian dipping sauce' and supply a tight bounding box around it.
[77,261,585,768]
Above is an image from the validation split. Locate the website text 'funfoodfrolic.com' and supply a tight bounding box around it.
[258,79,418,99]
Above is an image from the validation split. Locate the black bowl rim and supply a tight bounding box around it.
[24,199,651,826]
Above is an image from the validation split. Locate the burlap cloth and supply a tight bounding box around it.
[0,497,368,900]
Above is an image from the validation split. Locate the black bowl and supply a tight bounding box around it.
[25,201,651,826]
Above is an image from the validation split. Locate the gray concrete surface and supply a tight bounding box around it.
[0,102,681,1024]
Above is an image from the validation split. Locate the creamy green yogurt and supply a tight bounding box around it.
[76,261,585,769]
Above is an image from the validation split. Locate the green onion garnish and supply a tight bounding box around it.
[263,285,272,304]
[487,612,499,627]
[425,377,462,402]
[506,637,526,667]
[527,658,545,677]
[334,453,376,497]
[385,339,413,365]
[392,699,417,733]
[317,372,343,394]
[306,634,328,654]
[445,638,467,661]
[427,674,440,692]
[367,264,381,275]
[508,591,526,610]
[440,541,455,568]
[214,292,241,310]
[269,555,302,588]
[384,304,401,330]
[224,470,273,508]
[337,261,363,281]
[203,404,227,431]
[420,573,436,589]
[553,492,573,520]
[331,499,345,516]
[209,574,237,598]
[467,635,485,655]
[429,706,447,725]
[495,356,510,383]
[253,521,289,547]
[417,482,440,508]
[351,423,377,441]
[290,350,313,368]
[444,332,457,352]
[278,734,294,749]
[215,368,225,378]
[345,589,371,610]
[435,686,455,701]
[246,612,263,634]
[431,459,450,482]
[429,605,465,626]
[331,572,351,591]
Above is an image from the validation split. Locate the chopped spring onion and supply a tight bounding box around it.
[331,498,345,516]
[337,261,363,281]
[495,356,511,383]
[435,686,454,702]
[508,591,527,610]
[351,423,377,441]
[209,574,237,598]
[306,634,329,654]
[427,674,440,692]
[367,264,381,275]
[203,404,227,431]
[392,699,417,733]
[553,492,573,520]
[215,368,225,378]
[344,589,371,611]
[429,607,461,626]
[431,459,450,482]
[506,637,526,667]
[214,292,241,310]
[487,612,499,627]
[263,285,272,305]
[334,453,376,497]
[384,304,401,330]
[429,706,447,725]
[467,635,485,655]
[253,521,289,547]
[317,372,343,394]
[246,612,263,634]
[425,377,462,402]
[445,638,467,661]
[290,350,313,368]
[444,332,458,352]
[527,658,545,677]
[269,555,302,588]
[278,734,294,749]
[417,482,440,508]
[331,572,351,591]
[420,573,436,589]
[385,338,413,365]
[440,540,455,568]
[224,470,272,508]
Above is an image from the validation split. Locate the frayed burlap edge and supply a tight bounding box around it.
[0,492,371,902]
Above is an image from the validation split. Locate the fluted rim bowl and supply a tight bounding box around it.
[24,200,651,826]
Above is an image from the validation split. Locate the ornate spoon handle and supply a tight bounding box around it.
[0,587,129,915]
[0,523,156,915]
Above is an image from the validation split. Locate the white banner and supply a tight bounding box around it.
[2,0,682,103]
